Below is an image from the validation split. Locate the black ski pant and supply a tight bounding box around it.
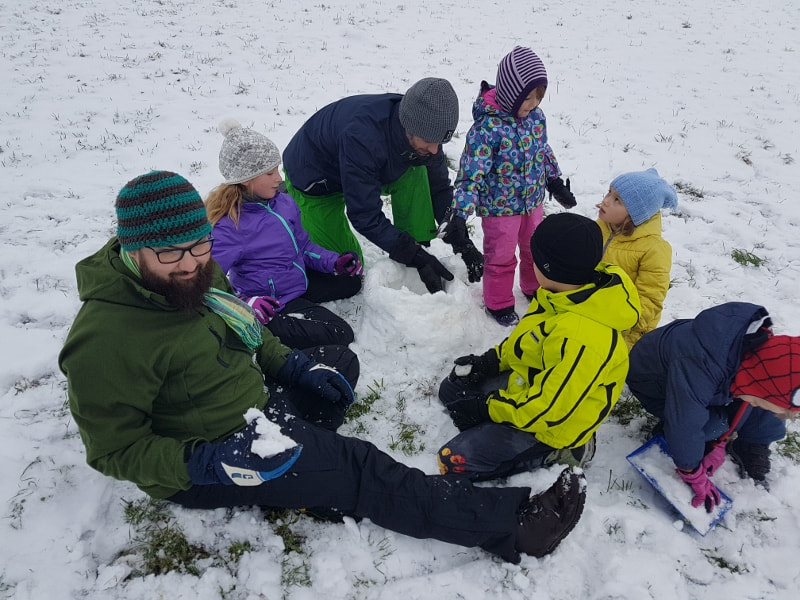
[169,394,529,562]
[267,297,354,350]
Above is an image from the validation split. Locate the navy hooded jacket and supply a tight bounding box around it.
[282,93,453,254]
[627,302,778,470]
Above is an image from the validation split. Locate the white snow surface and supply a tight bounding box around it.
[2,0,800,598]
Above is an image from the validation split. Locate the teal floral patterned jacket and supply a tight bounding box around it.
[453,82,561,218]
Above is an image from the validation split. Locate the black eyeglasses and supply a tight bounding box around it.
[147,236,214,264]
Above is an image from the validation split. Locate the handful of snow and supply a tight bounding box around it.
[243,407,297,458]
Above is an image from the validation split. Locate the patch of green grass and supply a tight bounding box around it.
[701,548,749,574]
[611,393,650,427]
[776,429,800,463]
[604,469,633,493]
[227,540,253,561]
[389,422,426,456]
[673,180,704,199]
[730,248,766,267]
[346,378,385,421]
[122,498,209,576]
[264,509,306,554]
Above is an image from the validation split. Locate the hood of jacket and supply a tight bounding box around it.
[534,263,641,333]
[75,237,231,310]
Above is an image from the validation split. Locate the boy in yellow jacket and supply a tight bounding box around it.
[438,213,641,479]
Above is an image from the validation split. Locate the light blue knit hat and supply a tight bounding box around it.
[610,168,678,226]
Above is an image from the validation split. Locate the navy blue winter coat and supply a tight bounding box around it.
[282,93,453,254]
[627,302,784,470]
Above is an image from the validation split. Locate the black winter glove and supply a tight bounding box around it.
[412,248,455,293]
[389,232,455,294]
[444,388,491,431]
[442,215,484,283]
[546,177,576,209]
[450,348,500,385]
[277,349,355,408]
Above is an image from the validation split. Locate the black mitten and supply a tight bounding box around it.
[450,348,500,385]
[546,177,576,209]
[442,215,484,283]
[411,247,454,293]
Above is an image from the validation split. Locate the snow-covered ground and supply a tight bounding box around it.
[2,1,799,598]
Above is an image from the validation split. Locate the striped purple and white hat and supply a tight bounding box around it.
[495,46,548,116]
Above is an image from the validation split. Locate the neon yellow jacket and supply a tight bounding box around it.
[487,263,640,449]
[598,213,672,349]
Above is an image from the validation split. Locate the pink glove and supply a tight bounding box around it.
[244,296,282,325]
[700,442,727,476]
[334,252,363,276]
[677,467,721,513]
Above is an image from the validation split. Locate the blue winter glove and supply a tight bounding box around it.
[186,419,302,486]
[278,349,355,408]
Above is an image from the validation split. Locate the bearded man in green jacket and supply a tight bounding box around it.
[59,170,587,563]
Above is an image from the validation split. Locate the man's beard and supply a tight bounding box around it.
[140,260,215,311]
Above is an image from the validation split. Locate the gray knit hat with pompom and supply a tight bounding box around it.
[218,119,282,185]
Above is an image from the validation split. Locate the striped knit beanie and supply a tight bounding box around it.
[495,46,548,116]
[115,171,212,251]
[399,78,459,144]
[218,118,282,185]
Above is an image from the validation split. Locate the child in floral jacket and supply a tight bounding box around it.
[452,46,576,327]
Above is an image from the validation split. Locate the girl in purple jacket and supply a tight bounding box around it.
[206,120,362,349]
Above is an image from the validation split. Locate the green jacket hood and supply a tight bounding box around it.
[75,237,231,309]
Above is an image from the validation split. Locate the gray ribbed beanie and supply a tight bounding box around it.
[218,119,282,185]
[398,78,459,144]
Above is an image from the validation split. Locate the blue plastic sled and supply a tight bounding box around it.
[626,435,732,535]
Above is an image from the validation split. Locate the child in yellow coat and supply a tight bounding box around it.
[596,168,677,348]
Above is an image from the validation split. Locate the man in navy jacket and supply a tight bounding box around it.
[283,78,483,294]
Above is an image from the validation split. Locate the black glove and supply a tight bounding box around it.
[450,348,500,385]
[413,248,455,293]
[442,215,484,283]
[546,177,576,209]
[389,232,455,294]
[444,388,491,431]
[186,419,303,486]
[277,349,355,408]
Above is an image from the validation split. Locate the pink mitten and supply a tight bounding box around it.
[245,296,282,325]
[700,442,727,476]
[677,467,721,513]
[334,252,363,276]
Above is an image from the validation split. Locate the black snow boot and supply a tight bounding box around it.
[514,467,586,558]
[727,438,771,484]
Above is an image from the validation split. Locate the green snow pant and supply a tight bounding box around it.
[284,166,437,262]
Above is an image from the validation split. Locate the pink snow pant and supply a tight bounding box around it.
[482,207,544,311]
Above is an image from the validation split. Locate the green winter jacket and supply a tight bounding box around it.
[488,263,641,450]
[58,238,291,499]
